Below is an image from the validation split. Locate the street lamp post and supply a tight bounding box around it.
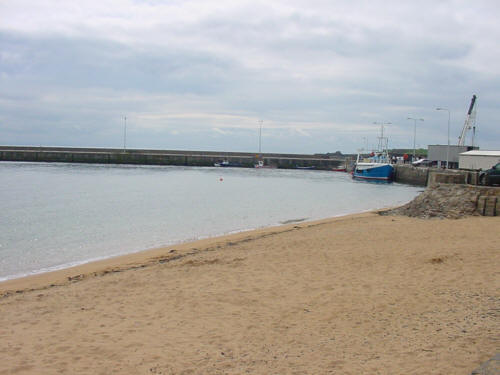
[407,117,424,162]
[436,107,450,169]
[123,116,127,152]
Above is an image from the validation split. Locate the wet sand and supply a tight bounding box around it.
[0,212,498,374]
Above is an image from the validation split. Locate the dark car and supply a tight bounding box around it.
[480,163,500,186]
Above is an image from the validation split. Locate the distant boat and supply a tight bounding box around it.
[214,160,243,167]
[254,160,264,168]
[331,167,347,172]
[254,160,276,169]
[295,166,316,170]
[254,120,277,169]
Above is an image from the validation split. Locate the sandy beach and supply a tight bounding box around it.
[0,212,498,374]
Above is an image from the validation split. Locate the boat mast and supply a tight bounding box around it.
[373,121,391,154]
[258,119,263,155]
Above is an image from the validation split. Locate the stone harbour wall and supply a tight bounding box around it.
[393,165,429,186]
[393,165,481,187]
[0,146,344,170]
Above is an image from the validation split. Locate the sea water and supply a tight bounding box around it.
[0,162,422,281]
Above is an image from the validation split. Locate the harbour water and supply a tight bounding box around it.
[0,162,422,281]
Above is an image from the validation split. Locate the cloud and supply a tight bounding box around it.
[0,0,499,153]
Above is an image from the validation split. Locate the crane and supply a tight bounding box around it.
[458,94,477,146]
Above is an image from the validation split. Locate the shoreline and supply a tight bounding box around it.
[0,211,375,297]
[0,209,353,284]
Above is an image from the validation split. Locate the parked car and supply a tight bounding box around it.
[411,158,431,166]
[479,163,500,186]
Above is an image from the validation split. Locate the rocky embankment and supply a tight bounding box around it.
[380,184,499,219]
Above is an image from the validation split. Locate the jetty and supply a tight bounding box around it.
[0,146,345,170]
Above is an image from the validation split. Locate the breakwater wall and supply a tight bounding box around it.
[393,165,481,186]
[0,146,345,170]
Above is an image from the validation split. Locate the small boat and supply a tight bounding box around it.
[295,166,316,170]
[254,160,276,169]
[214,160,242,167]
[254,160,265,168]
[254,121,278,169]
[331,167,347,172]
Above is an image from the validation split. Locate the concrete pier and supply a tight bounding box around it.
[393,165,429,186]
[393,164,481,187]
[0,146,345,170]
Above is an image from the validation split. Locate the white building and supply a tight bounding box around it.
[459,150,500,170]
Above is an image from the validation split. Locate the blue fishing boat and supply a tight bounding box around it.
[353,123,394,181]
[352,152,393,181]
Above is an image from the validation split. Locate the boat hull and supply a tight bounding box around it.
[352,163,393,181]
[214,161,243,167]
[254,160,277,169]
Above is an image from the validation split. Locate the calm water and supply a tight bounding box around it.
[0,162,421,281]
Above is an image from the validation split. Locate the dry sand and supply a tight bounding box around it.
[0,212,498,374]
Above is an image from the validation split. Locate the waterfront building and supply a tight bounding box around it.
[428,145,478,169]
[459,150,500,170]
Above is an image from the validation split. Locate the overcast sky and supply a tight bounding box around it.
[1,0,499,154]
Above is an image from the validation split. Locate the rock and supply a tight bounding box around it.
[380,184,481,219]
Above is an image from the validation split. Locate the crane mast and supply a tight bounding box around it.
[458,94,477,146]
